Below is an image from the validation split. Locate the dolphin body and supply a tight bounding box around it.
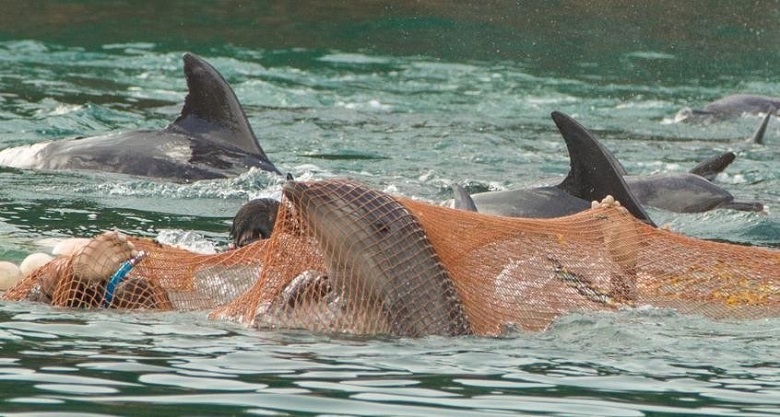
[0,53,280,182]
[453,112,763,219]
[676,94,780,121]
[623,149,762,212]
[675,94,776,144]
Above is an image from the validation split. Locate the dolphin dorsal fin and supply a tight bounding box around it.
[170,53,269,160]
[451,184,478,212]
[689,152,735,181]
[552,111,655,226]
[748,108,773,145]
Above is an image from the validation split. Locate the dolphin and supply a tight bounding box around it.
[455,112,655,224]
[624,173,763,212]
[675,94,776,144]
[282,180,471,337]
[451,184,478,212]
[454,112,763,219]
[0,53,281,182]
[229,198,280,248]
[676,94,780,121]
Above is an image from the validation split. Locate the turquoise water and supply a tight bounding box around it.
[0,2,778,416]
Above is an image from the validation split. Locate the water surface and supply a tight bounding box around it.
[0,2,778,416]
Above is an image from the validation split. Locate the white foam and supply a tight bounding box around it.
[155,229,218,254]
[0,142,49,168]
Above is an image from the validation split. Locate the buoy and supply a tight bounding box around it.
[0,261,22,290]
[20,253,53,277]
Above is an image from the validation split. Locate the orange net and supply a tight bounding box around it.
[3,236,267,311]
[4,179,779,337]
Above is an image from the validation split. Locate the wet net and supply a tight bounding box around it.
[4,179,779,336]
[3,235,266,311]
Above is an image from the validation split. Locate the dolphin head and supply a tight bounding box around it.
[229,198,281,248]
[282,180,402,246]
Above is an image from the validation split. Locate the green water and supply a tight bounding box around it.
[0,2,778,416]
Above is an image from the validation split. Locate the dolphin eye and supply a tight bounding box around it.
[372,220,391,235]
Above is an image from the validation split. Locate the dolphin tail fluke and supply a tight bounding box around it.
[552,111,656,227]
[451,184,478,212]
[748,108,773,145]
[689,151,736,181]
[171,53,281,174]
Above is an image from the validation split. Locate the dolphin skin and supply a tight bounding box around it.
[0,53,281,182]
[455,112,763,219]
[282,180,471,337]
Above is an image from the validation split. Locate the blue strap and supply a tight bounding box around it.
[103,261,134,307]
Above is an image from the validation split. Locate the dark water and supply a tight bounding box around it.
[0,2,778,416]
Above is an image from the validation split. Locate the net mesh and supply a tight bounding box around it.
[3,179,778,336]
[3,235,266,311]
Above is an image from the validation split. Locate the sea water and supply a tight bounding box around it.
[0,2,778,416]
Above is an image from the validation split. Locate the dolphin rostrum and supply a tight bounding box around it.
[0,53,281,182]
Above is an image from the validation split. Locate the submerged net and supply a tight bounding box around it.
[4,179,779,336]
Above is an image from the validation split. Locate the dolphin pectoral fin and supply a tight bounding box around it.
[748,108,773,145]
[551,111,656,227]
[170,53,281,174]
[689,151,736,181]
[452,184,478,212]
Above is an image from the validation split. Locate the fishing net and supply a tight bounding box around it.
[2,234,266,311]
[4,179,778,337]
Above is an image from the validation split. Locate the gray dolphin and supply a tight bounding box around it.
[454,112,763,218]
[625,173,763,212]
[229,198,281,248]
[675,94,777,144]
[0,53,281,182]
[457,112,655,225]
[282,180,471,337]
[676,94,780,121]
